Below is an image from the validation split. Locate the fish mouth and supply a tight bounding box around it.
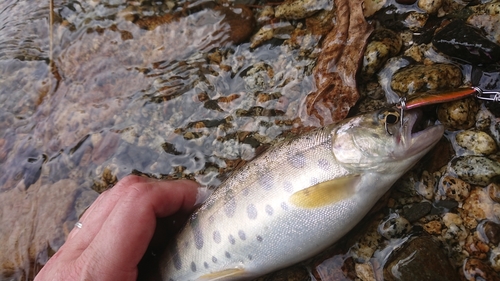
[401,109,444,157]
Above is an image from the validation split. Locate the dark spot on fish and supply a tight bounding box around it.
[265,204,274,216]
[259,173,274,190]
[225,251,231,258]
[247,204,258,220]
[248,254,253,260]
[228,234,236,245]
[190,262,196,272]
[256,235,263,242]
[238,230,246,240]
[310,177,319,186]
[318,158,331,171]
[281,202,289,211]
[224,197,236,218]
[212,256,218,263]
[242,187,249,196]
[288,151,307,168]
[208,215,215,224]
[204,262,209,269]
[193,224,204,250]
[172,243,182,270]
[283,181,293,193]
[213,230,221,244]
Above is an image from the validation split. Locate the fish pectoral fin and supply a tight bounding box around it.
[197,268,247,281]
[289,175,360,208]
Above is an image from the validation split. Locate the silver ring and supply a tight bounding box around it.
[75,221,83,229]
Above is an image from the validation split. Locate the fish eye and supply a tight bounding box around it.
[385,112,399,124]
[379,110,400,125]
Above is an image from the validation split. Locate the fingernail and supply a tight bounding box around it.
[195,186,212,206]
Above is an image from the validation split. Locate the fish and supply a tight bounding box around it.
[160,108,444,281]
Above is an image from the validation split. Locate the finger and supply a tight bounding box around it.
[64,176,148,255]
[78,177,202,279]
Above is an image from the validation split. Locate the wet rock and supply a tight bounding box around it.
[391,64,462,95]
[418,0,443,15]
[450,155,500,186]
[468,2,500,45]
[437,98,479,131]
[423,220,442,235]
[442,212,463,228]
[250,22,294,49]
[477,220,500,245]
[463,258,500,281]
[475,108,492,131]
[355,262,376,281]
[403,201,432,222]
[439,175,471,202]
[465,234,490,259]
[378,214,412,239]
[456,130,498,155]
[364,0,387,17]
[489,183,500,203]
[415,170,436,200]
[361,28,402,79]
[275,0,331,20]
[463,187,500,225]
[383,236,459,281]
[432,20,500,64]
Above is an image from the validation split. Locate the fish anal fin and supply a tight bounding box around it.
[197,268,247,281]
[289,175,360,208]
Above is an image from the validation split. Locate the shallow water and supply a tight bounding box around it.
[0,0,317,278]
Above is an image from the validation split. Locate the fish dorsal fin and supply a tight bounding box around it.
[197,268,246,281]
[289,175,360,208]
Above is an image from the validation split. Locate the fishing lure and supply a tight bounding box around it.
[394,87,500,128]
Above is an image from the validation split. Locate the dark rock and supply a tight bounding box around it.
[404,202,432,222]
[432,20,500,64]
[384,236,459,281]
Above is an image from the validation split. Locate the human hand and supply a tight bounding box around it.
[34,175,209,281]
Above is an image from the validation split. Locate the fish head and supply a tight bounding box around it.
[331,108,444,173]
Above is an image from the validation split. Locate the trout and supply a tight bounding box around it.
[161,108,444,281]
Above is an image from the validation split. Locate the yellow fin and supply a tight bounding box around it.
[197,268,246,281]
[289,175,360,208]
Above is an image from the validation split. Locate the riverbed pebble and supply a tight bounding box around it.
[463,187,500,223]
[439,175,471,202]
[450,155,500,186]
[463,258,500,281]
[437,98,479,130]
[361,28,402,79]
[489,183,500,203]
[378,213,412,239]
[391,63,462,95]
[456,130,498,155]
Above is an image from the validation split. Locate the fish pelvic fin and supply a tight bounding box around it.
[197,268,247,281]
[289,175,360,208]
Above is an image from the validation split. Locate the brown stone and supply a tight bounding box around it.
[384,236,459,281]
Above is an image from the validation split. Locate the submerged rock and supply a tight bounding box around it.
[383,236,459,281]
[432,20,500,64]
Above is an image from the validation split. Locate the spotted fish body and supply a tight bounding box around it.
[161,108,444,281]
